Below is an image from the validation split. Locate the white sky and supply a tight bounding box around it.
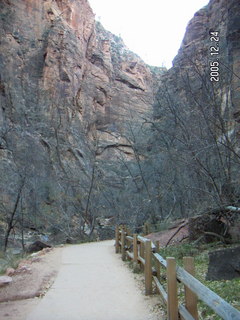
[88,0,209,68]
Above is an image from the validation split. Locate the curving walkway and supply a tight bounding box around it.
[26,240,160,320]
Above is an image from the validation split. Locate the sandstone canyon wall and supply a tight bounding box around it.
[0,0,162,243]
[151,0,240,217]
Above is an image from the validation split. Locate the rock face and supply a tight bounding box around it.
[150,0,240,217]
[171,0,240,115]
[0,0,162,244]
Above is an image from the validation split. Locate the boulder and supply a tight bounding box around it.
[206,246,240,280]
[5,268,15,276]
[27,241,52,253]
[16,265,32,274]
[0,276,12,287]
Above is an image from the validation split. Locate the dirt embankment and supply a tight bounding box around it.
[0,247,63,320]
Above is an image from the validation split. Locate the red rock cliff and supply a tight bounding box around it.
[0,0,163,238]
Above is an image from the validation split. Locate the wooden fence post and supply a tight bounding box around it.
[121,227,126,261]
[145,240,152,295]
[167,257,178,320]
[140,241,144,271]
[126,227,131,236]
[143,222,150,235]
[133,234,138,262]
[115,226,120,254]
[133,234,139,272]
[183,257,198,319]
[155,240,160,279]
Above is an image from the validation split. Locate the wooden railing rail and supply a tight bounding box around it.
[115,225,240,320]
[176,265,240,319]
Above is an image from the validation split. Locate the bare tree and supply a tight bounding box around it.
[4,176,25,252]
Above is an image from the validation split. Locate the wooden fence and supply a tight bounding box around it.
[115,225,240,320]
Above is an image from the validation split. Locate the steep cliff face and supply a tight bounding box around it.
[151,0,240,217]
[0,0,162,242]
[170,0,240,120]
[0,0,159,154]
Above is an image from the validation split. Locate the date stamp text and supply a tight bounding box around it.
[209,31,220,82]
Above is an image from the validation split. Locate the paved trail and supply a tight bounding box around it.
[26,240,160,320]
